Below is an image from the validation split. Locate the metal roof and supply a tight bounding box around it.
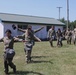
[0,13,65,25]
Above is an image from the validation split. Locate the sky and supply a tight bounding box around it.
[0,0,75,21]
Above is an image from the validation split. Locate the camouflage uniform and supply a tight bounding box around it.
[48,28,56,47]
[73,28,76,45]
[56,31,63,47]
[1,36,16,74]
[18,26,44,63]
[24,29,35,63]
[65,30,72,44]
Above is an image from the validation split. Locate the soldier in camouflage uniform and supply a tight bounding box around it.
[17,26,43,63]
[65,28,72,44]
[47,26,56,47]
[62,29,66,40]
[56,28,63,47]
[72,27,76,45]
[0,29,23,74]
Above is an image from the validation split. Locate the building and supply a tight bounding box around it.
[0,13,65,39]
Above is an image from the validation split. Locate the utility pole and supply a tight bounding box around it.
[67,0,69,30]
[57,7,62,20]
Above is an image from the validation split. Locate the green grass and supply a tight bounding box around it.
[0,41,76,75]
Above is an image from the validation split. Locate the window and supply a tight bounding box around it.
[47,26,51,31]
[22,25,28,29]
[18,25,28,29]
[18,25,22,29]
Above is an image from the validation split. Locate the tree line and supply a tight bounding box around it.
[60,18,76,30]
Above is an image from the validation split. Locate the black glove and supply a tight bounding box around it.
[12,24,16,30]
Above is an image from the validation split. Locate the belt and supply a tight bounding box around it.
[5,47,13,49]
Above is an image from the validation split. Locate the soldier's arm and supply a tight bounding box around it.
[56,32,58,37]
[14,25,26,32]
[34,26,44,33]
[14,37,23,42]
[14,33,25,42]
[18,28,26,32]
[47,30,50,38]
[17,33,25,38]
[62,32,64,37]
[34,35,41,42]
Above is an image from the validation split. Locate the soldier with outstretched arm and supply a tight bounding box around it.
[16,25,43,63]
[18,25,44,33]
[0,29,25,74]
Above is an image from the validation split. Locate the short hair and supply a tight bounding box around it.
[5,29,12,34]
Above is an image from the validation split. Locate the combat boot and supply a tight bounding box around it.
[4,69,8,74]
[13,65,16,73]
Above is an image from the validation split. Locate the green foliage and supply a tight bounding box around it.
[60,18,76,30]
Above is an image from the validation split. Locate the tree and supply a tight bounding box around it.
[60,18,76,30]
[60,18,67,29]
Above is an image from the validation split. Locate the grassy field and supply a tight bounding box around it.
[0,41,76,75]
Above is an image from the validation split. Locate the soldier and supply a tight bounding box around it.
[65,28,72,44]
[47,26,56,47]
[56,28,63,47]
[62,28,66,40]
[0,29,23,74]
[16,25,42,63]
[72,27,76,45]
[17,25,44,45]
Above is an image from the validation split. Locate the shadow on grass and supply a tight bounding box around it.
[32,61,53,64]
[31,60,53,64]
[31,56,53,64]
[9,71,43,75]
[32,56,49,58]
